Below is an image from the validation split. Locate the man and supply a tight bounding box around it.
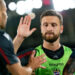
[35,10,68,75]
[0,0,46,75]
[35,10,75,75]
[15,10,75,75]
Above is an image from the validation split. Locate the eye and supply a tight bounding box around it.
[43,23,48,27]
[52,23,57,27]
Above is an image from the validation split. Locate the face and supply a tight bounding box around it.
[41,16,63,43]
[0,1,7,29]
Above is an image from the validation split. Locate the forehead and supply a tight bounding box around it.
[41,16,60,23]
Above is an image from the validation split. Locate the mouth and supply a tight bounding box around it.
[45,34,54,37]
[46,32,54,35]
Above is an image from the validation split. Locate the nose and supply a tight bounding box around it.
[47,24,53,31]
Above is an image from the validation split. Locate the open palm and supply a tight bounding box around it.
[17,15,36,38]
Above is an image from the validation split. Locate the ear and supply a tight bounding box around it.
[60,25,63,34]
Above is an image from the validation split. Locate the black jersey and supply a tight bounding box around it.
[17,48,34,66]
[0,30,19,75]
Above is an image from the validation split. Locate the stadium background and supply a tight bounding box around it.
[5,0,75,52]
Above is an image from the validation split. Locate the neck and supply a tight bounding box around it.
[43,38,61,51]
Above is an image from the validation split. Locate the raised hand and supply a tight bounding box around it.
[13,15,36,54]
[27,50,46,71]
[17,15,36,39]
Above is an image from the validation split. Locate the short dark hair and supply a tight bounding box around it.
[40,9,63,25]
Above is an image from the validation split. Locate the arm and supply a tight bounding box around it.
[63,58,73,75]
[6,51,46,75]
[7,62,32,75]
[13,16,36,54]
[0,36,46,75]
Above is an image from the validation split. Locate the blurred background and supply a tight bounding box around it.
[4,0,75,52]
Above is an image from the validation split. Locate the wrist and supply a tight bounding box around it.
[25,66,33,74]
[16,34,25,40]
[27,67,33,72]
[27,64,35,71]
[24,66,33,75]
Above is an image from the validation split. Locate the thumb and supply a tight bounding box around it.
[30,50,36,58]
[30,28,36,34]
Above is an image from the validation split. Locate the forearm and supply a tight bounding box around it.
[13,35,24,54]
[13,15,36,54]
[7,62,32,75]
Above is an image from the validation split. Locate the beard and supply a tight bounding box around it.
[42,31,60,43]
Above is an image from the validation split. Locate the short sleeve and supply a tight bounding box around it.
[17,48,34,66]
[0,32,19,66]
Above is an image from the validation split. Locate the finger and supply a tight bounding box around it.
[27,15,31,26]
[30,50,35,58]
[39,57,46,64]
[39,65,46,69]
[30,28,36,35]
[41,57,46,61]
[37,53,46,59]
[25,15,30,25]
[23,16,27,24]
[19,17,23,25]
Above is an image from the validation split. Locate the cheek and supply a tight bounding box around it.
[41,27,46,34]
[54,28,60,34]
[41,29,44,34]
[41,26,43,33]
